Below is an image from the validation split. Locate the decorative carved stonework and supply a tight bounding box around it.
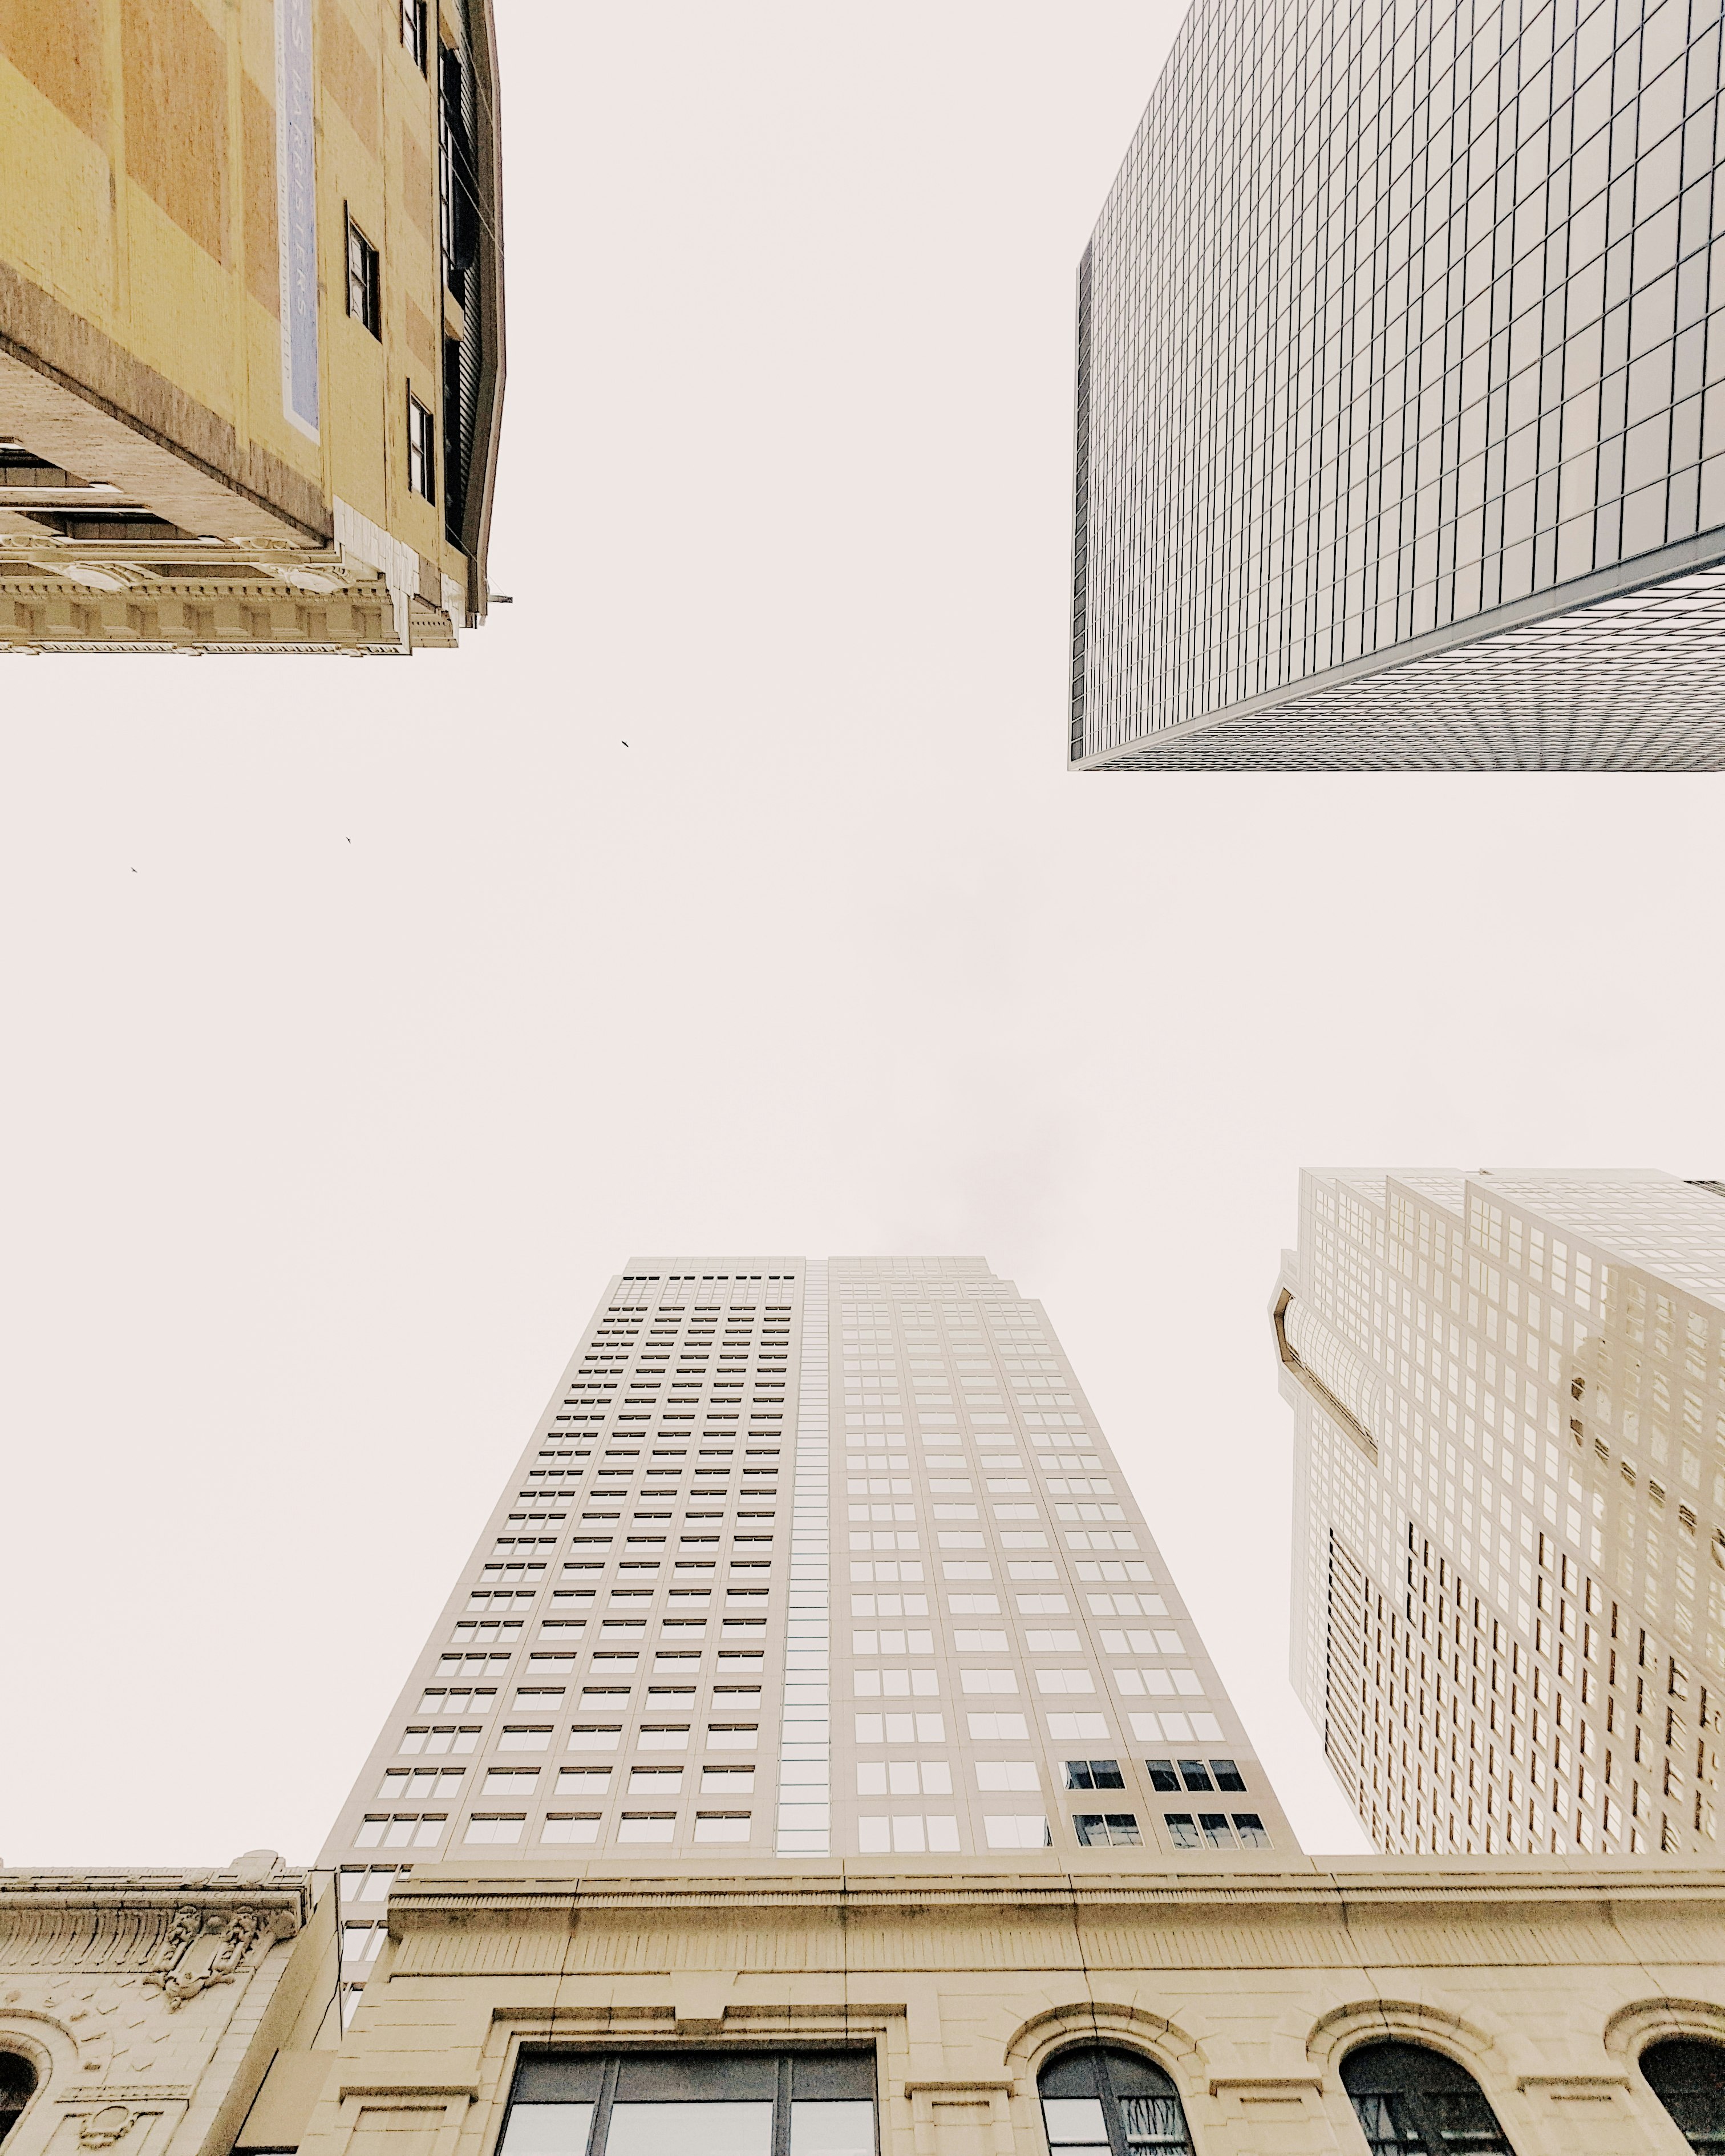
[78,2105,136,2149]
[149,1910,265,2012]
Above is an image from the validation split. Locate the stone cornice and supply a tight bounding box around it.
[0,1871,310,1923]
[387,1859,1725,1928]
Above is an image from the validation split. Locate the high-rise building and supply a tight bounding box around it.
[318,1255,1293,2024]
[1277,1167,1725,1859]
[0,0,503,656]
[1068,0,1725,771]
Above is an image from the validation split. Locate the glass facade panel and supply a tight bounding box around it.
[497,2053,877,2156]
[1072,0,1725,769]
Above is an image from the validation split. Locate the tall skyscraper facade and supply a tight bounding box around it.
[319,1256,1292,2025]
[1278,1167,1725,1860]
[0,0,503,655]
[1070,0,1725,770]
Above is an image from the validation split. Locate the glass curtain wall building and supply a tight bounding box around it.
[1070,0,1725,768]
[318,1254,1294,2027]
[1275,1167,1725,1858]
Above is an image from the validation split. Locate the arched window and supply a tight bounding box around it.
[1039,2045,1193,2156]
[0,2054,37,2147]
[1641,2037,1725,2150]
[1340,2040,1512,2155]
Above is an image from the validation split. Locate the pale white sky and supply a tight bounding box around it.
[3,2,1723,1870]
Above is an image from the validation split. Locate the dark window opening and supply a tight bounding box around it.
[1063,1759,1124,1790]
[1145,1760,1180,1792]
[346,216,381,338]
[401,0,427,68]
[496,2051,876,2156]
[1176,1760,1213,1792]
[408,393,436,503]
[0,2055,37,2147]
[1210,1758,1246,1792]
[438,48,479,297]
[1340,2040,1514,2155]
[1073,1813,1140,1846]
[1039,2042,1192,2156]
[1641,2037,1725,2151]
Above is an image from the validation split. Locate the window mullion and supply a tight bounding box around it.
[1092,2056,1132,2156]
[773,2056,793,2156]
[590,2057,621,2156]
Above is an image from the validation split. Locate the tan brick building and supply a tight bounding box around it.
[0,0,503,655]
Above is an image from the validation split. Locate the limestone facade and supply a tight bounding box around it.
[0,1858,329,2156]
[258,1855,1725,2156]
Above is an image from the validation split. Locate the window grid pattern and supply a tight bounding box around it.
[1075,0,1725,770]
[1288,1168,1725,1861]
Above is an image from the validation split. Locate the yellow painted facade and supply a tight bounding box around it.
[0,0,503,655]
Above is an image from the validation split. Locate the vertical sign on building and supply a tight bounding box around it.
[274,0,320,440]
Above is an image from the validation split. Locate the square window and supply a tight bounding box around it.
[346,216,381,338]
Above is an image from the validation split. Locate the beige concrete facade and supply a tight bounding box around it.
[0,1858,330,2156]
[1277,1169,1725,1862]
[234,1855,1725,2156]
[318,1256,1293,2036]
[0,0,503,655]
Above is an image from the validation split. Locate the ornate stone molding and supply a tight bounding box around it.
[0,1870,308,1980]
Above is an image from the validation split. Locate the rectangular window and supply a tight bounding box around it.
[346,214,381,337]
[983,1813,1051,1849]
[1072,1812,1140,1846]
[464,1814,525,1845]
[1163,1813,1200,1847]
[856,1814,959,1853]
[541,1814,601,1844]
[1232,1813,1270,1847]
[1062,1759,1124,1790]
[401,0,427,67]
[693,1813,751,1843]
[975,1761,1039,1791]
[355,1813,445,1849]
[496,2048,877,2156]
[408,392,436,502]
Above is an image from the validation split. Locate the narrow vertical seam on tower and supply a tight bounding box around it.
[776,1259,831,1854]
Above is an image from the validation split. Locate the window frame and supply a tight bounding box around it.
[345,212,382,339]
[400,0,428,68]
[1038,2042,1193,2156]
[408,390,436,503]
[1339,2039,1515,2156]
[495,2048,880,2156]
